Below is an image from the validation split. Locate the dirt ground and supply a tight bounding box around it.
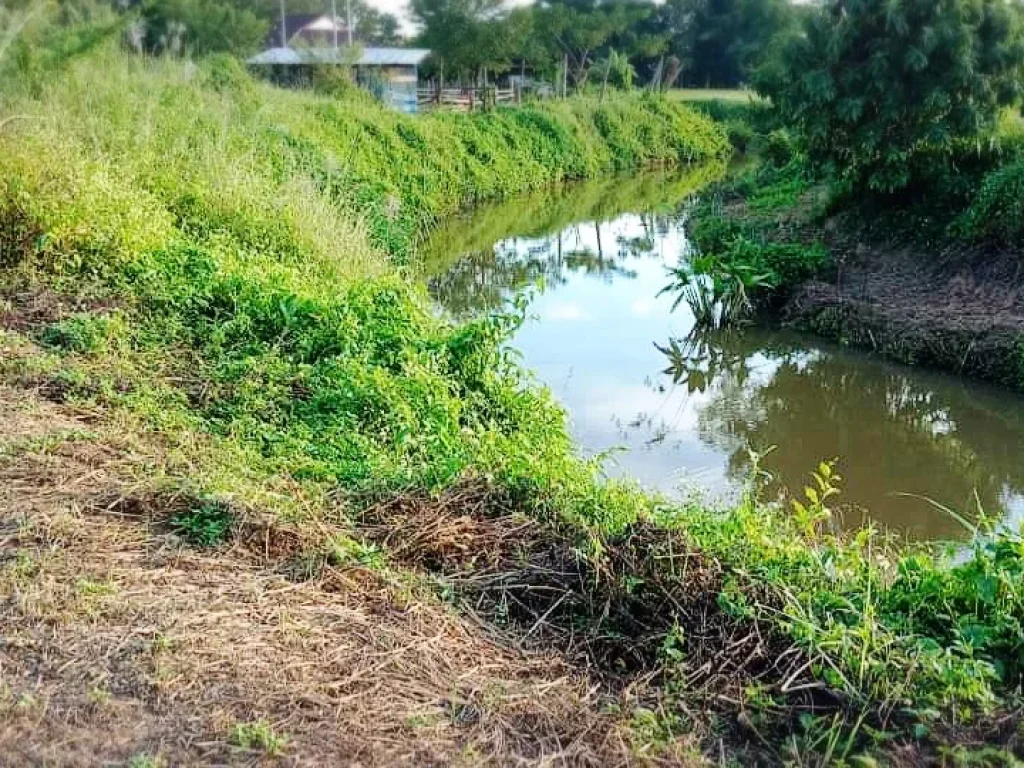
[0,382,676,767]
[783,243,1024,388]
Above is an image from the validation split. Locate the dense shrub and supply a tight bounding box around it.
[954,159,1024,244]
[757,0,1024,194]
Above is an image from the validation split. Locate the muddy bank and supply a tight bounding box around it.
[782,243,1024,391]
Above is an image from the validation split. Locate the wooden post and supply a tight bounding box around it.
[562,54,568,98]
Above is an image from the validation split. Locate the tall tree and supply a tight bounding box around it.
[757,0,1024,193]
[410,0,508,79]
[660,0,797,87]
[533,0,655,89]
[350,0,403,46]
[139,0,268,55]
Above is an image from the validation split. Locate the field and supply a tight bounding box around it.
[668,88,761,103]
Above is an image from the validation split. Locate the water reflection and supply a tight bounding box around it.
[421,167,715,318]
[420,168,1024,541]
[661,329,1024,539]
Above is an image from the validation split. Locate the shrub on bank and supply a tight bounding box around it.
[955,159,1024,244]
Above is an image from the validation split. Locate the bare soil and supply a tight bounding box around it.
[783,243,1024,389]
[0,382,665,767]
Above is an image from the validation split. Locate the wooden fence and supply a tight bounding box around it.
[416,86,519,113]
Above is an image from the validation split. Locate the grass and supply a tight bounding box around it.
[669,88,761,103]
[0,20,1022,766]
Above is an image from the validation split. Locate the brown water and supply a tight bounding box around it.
[420,169,1024,541]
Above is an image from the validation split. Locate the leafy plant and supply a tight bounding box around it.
[953,158,1024,244]
[170,500,234,547]
[231,720,287,756]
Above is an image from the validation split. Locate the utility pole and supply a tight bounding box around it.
[279,0,287,47]
[347,0,353,45]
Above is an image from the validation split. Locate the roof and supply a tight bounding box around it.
[248,47,431,67]
[267,14,349,47]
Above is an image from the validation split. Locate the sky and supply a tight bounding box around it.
[357,0,529,35]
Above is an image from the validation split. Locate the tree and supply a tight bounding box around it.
[659,0,797,87]
[410,0,509,80]
[350,0,403,46]
[757,0,1024,193]
[533,0,655,89]
[140,0,268,55]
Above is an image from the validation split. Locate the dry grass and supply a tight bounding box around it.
[0,382,693,767]
[362,487,836,729]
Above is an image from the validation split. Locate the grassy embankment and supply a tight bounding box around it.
[675,95,1024,392]
[1,40,1023,765]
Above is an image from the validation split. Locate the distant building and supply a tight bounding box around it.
[269,14,351,48]
[247,46,430,114]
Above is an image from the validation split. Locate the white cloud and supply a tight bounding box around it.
[542,302,591,322]
[630,298,654,317]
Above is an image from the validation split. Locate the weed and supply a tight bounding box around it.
[327,535,386,570]
[86,683,111,707]
[231,719,287,756]
[127,755,167,768]
[170,501,234,547]
[75,578,116,596]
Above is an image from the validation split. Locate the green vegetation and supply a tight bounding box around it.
[668,0,1024,391]
[955,157,1024,243]
[134,0,402,56]
[171,500,235,547]
[757,0,1024,194]
[408,0,801,90]
[231,720,288,756]
[664,151,828,327]
[2,13,1023,764]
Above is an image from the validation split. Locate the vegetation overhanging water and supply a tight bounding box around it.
[422,169,1024,542]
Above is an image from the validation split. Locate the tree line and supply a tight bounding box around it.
[124,0,803,89]
[411,0,804,89]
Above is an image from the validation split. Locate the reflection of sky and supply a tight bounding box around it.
[430,199,1024,541]
[510,214,739,500]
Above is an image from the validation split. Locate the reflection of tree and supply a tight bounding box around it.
[426,238,640,317]
[661,328,1024,539]
[419,165,721,318]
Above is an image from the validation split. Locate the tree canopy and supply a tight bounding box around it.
[139,0,268,56]
[756,0,1024,193]
[408,0,791,87]
[659,0,799,87]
